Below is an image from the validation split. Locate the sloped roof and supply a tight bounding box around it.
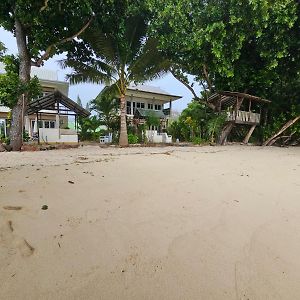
[127,84,181,100]
[208,91,271,108]
[27,90,90,117]
[134,108,166,119]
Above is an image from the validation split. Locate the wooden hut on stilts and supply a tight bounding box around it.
[207,91,271,145]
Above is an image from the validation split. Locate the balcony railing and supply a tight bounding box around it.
[226,110,260,124]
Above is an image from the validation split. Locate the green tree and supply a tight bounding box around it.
[0,41,6,57]
[61,3,170,146]
[76,95,83,107]
[77,115,101,141]
[169,101,226,143]
[90,86,119,132]
[149,0,298,99]
[0,0,93,150]
[0,55,41,108]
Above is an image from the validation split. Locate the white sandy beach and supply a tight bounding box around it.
[1,145,300,299]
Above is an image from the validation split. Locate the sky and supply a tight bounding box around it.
[0,27,200,112]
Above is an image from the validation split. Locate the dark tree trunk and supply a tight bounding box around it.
[10,19,31,151]
[119,94,128,146]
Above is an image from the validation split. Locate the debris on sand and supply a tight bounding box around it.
[68,180,75,184]
[41,205,48,210]
[3,206,22,211]
[8,220,14,232]
[24,239,35,254]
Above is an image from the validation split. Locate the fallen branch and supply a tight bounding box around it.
[263,116,300,146]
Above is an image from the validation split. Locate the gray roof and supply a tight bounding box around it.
[128,84,181,99]
[134,108,165,119]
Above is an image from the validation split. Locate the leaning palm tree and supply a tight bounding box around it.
[61,14,170,146]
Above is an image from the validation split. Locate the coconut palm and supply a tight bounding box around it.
[90,86,119,132]
[61,14,170,146]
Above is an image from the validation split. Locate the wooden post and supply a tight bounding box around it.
[235,97,239,120]
[243,124,256,144]
[218,122,235,145]
[36,112,40,144]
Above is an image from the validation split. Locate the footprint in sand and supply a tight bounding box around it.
[0,215,35,266]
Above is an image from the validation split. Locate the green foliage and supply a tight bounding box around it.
[145,111,160,128]
[206,113,227,143]
[23,130,30,142]
[192,137,203,145]
[91,86,119,131]
[127,133,139,144]
[0,1,93,62]
[168,100,226,143]
[0,41,6,57]
[0,55,41,108]
[78,115,101,141]
[149,0,298,94]
[263,104,300,144]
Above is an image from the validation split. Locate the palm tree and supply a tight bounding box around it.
[90,86,119,133]
[61,13,170,146]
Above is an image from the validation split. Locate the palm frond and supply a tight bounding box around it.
[83,26,121,67]
[59,59,114,85]
[128,38,171,82]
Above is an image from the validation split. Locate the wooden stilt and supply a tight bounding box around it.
[243,124,256,144]
[218,122,235,145]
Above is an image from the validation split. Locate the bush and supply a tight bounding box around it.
[192,136,203,145]
[128,133,139,144]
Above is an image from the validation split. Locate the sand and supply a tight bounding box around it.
[1,145,300,299]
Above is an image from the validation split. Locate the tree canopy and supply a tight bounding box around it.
[148,0,299,97]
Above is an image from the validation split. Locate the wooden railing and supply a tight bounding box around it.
[226,110,260,124]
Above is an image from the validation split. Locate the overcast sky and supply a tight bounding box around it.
[0,27,200,112]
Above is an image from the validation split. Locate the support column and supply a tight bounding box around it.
[218,122,235,145]
[243,124,256,144]
[36,112,40,144]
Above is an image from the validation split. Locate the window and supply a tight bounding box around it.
[126,101,131,115]
[148,103,153,110]
[154,104,162,111]
[36,120,56,129]
[137,102,145,109]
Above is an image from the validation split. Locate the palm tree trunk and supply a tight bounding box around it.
[119,94,128,146]
[10,19,31,151]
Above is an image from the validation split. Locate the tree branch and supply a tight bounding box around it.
[170,70,198,99]
[202,64,213,91]
[170,69,215,110]
[32,16,93,67]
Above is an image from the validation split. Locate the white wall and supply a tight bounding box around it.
[39,128,78,143]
